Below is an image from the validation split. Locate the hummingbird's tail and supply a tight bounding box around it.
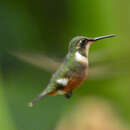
[28,91,47,107]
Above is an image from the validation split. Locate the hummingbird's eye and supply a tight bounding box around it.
[80,38,88,48]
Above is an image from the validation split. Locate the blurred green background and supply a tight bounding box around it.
[0,0,130,130]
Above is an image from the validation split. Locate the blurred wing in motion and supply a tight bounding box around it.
[89,49,111,65]
[11,51,60,72]
[10,50,126,80]
[88,64,119,80]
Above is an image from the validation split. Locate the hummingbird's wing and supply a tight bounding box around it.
[88,64,118,80]
[10,51,60,72]
[89,49,111,65]
[10,49,111,71]
[10,50,127,80]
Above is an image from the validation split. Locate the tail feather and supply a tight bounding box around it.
[28,91,47,107]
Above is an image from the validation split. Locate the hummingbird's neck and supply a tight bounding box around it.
[67,44,91,65]
[74,44,91,64]
[79,44,91,58]
[74,51,88,64]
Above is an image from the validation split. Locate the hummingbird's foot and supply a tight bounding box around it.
[64,91,72,99]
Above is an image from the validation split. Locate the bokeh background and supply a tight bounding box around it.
[0,0,130,130]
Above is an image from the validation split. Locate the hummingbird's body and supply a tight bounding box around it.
[47,50,88,97]
[29,35,115,106]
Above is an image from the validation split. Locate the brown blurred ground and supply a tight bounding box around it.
[56,97,129,130]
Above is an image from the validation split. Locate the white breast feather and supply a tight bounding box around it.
[56,78,68,86]
[75,51,88,63]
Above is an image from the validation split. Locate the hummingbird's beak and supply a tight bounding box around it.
[89,34,116,41]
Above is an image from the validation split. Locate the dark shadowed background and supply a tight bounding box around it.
[0,0,130,130]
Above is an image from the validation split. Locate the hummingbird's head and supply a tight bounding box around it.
[69,34,115,57]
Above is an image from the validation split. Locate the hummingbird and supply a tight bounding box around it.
[28,34,115,107]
